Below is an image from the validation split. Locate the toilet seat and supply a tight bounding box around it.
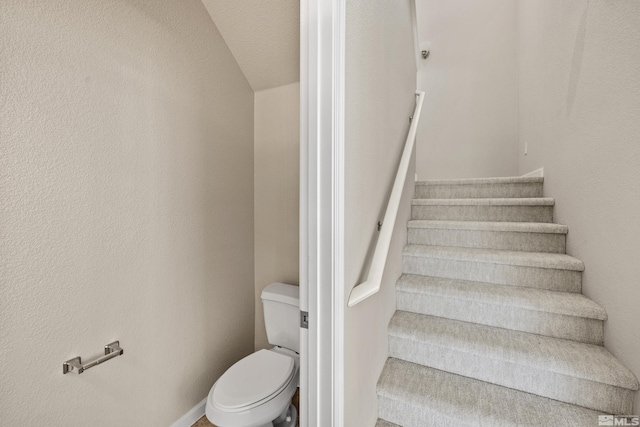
[212,349,295,411]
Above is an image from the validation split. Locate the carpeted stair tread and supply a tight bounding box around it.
[380,175,638,421]
[388,311,639,391]
[396,274,603,344]
[377,358,602,427]
[412,197,554,206]
[375,419,401,427]
[403,245,584,271]
[407,220,568,234]
[407,220,567,253]
[396,275,606,320]
[416,176,543,186]
[411,198,554,223]
[414,177,544,199]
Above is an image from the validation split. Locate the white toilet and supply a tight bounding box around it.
[206,283,300,427]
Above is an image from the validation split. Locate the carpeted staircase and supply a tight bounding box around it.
[375,176,639,426]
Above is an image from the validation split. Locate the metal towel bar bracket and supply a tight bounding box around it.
[63,341,123,374]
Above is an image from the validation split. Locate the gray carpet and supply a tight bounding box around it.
[408,220,567,253]
[411,197,555,223]
[396,274,606,344]
[378,358,603,427]
[377,176,638,426]
[415,176,543,199]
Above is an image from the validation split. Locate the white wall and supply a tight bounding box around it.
[344,0,416,424]
[415,0,518,180]
[0,0,255,425]
[517,0,640,411]
[254,82,300,351]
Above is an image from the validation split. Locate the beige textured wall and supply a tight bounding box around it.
[344,0,416,424]
[415,0,518,180]
[0,0,255,425]
[200,0,300,91]
[254,82,300,351]
[517,0,640,411]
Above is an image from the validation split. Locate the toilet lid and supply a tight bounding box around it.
[213,349,295,410]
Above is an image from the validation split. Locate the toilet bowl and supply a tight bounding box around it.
[206,348,299,427]
[205,283,300,427]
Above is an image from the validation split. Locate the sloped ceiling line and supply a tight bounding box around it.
[201,0,300,92]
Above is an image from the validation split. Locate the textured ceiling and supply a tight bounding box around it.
[201,0,300,92]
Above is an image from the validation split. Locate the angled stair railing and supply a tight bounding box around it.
[348,91,425,307]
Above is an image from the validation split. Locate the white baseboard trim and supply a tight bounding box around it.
[170,397,207,427]
[522,167,544,178]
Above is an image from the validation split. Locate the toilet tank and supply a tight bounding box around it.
[261,283,300,353]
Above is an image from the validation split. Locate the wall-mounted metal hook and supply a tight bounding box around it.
[420,42,432,61]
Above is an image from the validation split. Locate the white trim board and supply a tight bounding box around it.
[169,397,206,427]
[522,167,545,178]
[300,0,345,426]
[331,1,346,426]
[410,0,421,71]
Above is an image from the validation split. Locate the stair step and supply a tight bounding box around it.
[412,198,554,222]
[377,358,603,427]
[396,275,606,344]
[388,312,639,414]
[375,419,400,427]
[415,176,544,199]
[402,245,584,292]
[408,220,567,253]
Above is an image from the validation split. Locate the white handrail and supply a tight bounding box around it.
[347,91,425,307]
